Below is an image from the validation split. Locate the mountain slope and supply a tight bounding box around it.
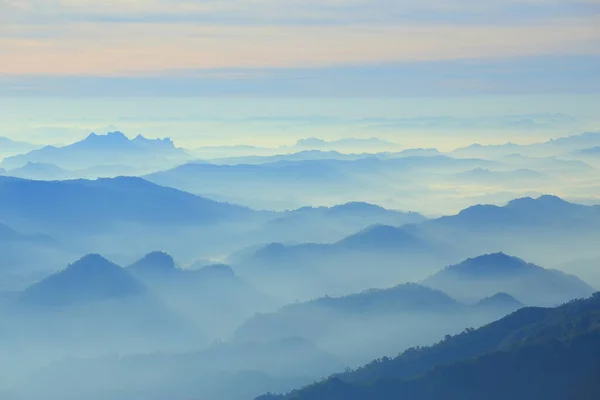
[0,175,252,232]
[423,253,594,306]
[336,224,430,251]
[452,131,600,158]
[0,136,39,156]
[127,251,272,337]
[18,254,147,308]
[263,332,600,400]
[412,195,600,266]
[257,292,600,400]
[433,195,600,229]
[234,284,519,365]
[230,225,449,303]
[144,155,498,210]
[0,221,71,285]
[5,161,73,180]
[9,254,200,358]
[249,202,426,245]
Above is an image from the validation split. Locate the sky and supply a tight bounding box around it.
[0,0,599,146]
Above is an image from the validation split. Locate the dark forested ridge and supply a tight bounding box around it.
[257,292,600,400]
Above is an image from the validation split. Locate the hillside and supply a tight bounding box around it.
[234,284,521,365]
[257,292,600,400]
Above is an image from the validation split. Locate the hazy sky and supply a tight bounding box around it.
[1,0,599,146]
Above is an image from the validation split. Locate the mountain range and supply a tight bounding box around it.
[1,131,191,172]
[453,131,600,159]
[451,167,549,185]
[1,162,73,181]
[229,224,449,303]
[233,194,600,302]
[410,194,600,266]
[234,282,523,366]
[0,175,252,233]
[259,202,426,244]
[433,195,600,229]
[191,137,402,160]
[126,251,273,337]
[257,292,600,400]
[293,137,401,152]
[6,254,200,359]
[0,136,40,157]
[144,155,498,210]
[578,146,600,156]
[202,148,442,167]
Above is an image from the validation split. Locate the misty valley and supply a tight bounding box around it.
[1,131,600,400]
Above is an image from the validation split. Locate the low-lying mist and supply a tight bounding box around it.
[1,131,600,400]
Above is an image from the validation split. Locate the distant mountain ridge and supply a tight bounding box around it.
[0,175,252,232]
[3,161,72,180]
[0,220,52,243]
[452,131,600,158]
[336,224,429,251]
[432,194,600,230]
[235,283,524,366]
[423,252,594,306]
[259,203,426,244]
[230,223,446,303]
[0,136,40,155]
[1,131,190,171]
[578,146,600,156]
[294,137,400,152]
[234,283,462,342]
[144,154,499,210]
